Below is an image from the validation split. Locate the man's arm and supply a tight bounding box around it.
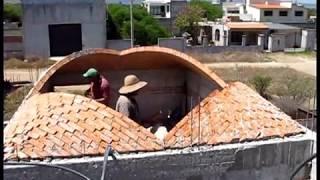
[95,84,110,104]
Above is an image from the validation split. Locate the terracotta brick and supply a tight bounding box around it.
[121,128,139,141]
[96,108,115,119]
[112,122,121,130]
[58,122,76,133]
[93,130,112,144]
[77,121,96,132]
[112,128,129,142]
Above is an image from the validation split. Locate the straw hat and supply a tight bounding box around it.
[119,75,148,94]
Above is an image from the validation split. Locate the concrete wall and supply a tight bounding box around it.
[4,137,314,180]
[106,40,131,51]
[149,0,186,36]
[4,26,24,59]
[186,71,218,110]
[246,6,261,21]
[185,45,262,54]
[51,69,219,121]
[301,29,316,50]
[22,0,106,58]
[4,41,24,59]
[268,34,286,52]
[283,31,301,48]
[157,37,262,54]
[158,18,174,35]
[170,0,187,35]
[158,37,185,51]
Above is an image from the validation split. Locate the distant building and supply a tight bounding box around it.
[22,0,106,58]
[3,22,24,59]
[219,0,309,24]
[246,0,308,23]
[143,0,187,35]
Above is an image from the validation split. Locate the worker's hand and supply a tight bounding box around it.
[84,89,91,97]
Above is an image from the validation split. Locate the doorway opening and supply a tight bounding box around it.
[49,24,82,56]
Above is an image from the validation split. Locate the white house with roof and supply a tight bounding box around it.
[220,0,308,23]
[143,0,171,18]
[245,0,308,23]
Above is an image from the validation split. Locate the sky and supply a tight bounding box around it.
[294,0,316,4]
[4,0,317,5]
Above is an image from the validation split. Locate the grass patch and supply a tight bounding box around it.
[4,85,32,121]
[212,67,315,94]
[189,51,272,63]
[4,58,56,69]
[212,67,316,117]
[284,50,316,57]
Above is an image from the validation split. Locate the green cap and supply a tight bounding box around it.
[83,68,99,78]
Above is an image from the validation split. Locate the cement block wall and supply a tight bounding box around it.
[259,5,308,24]
[157,38,262,54]
[283,31,302,48]
[185,45,262,54]
[4,139,313,180]
[158,38,185,52]
[106,40,131,51]
[22,0,106,58]
[4,42,24,59]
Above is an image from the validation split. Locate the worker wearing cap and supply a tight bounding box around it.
[83,68,110,106]
[116,74,147,122]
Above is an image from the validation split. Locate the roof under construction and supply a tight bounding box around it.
[4,47,304,161]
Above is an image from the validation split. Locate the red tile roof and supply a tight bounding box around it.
[4,92,162,161]
[4,83,305,160]
[251,3,289,9]
[164,82,304,148]
[226,22,268,29]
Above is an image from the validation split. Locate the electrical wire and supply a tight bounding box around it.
[290,153,316,180]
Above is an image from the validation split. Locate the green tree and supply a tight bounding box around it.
[4,3,22,22]
[190,0,223,21]
[107,4,169,45]
[175,5,204,45]
[307,8,316,17]
[175,0,222,45]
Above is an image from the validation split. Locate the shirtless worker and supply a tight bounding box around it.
[83,68,110,106]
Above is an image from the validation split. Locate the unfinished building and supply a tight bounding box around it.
[4,47,315,180]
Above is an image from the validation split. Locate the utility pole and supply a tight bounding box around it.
[130,0,134,48]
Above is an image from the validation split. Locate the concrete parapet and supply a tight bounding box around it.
[4,134,314,180]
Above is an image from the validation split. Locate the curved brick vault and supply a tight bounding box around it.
[4,47,305,161]
[26,47,227,99]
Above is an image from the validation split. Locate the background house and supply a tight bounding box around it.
[22,0,106,58]
[143,0,187,35]
[246,1,308,23]
[212,22,268,46]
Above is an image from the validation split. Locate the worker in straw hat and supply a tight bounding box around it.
[116,74,147,122]
[83,68,110,106]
